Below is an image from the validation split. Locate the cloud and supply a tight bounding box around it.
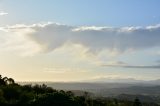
[101,61,160,69]
[122,65,160,69]
[89,75,140,82]
[0,11,8,16]
[156,60,160,63]
[43,67,88,74]
[1,23,160,56]
[0,25,42,56]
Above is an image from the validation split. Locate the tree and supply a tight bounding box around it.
[0,75,15,86]
[2,85,21,104]
[7,78,15,85]
[0,89,6,104]
[0,75,6,86]
[133,97,142,106]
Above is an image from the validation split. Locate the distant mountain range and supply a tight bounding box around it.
[19,78,160,90]
[95,86,160,97]
[18,79,160,103]
[85,78,160,85]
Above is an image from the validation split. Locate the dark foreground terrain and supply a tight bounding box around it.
[0,75,160,106]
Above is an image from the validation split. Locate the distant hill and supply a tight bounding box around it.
[1,74,160,105]
[95,86,160,97]
[116,94,160,103]
[19,82,138,90]
[85,78,160,85]
[19,81,160,97]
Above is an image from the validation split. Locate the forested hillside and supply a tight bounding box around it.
[0,75,159,106]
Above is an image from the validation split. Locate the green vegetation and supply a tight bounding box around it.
[0,75,159,106]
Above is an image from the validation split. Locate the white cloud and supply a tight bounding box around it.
[100,61,127,66]
[0,11,8,16]
[0,25,42,56]
[86,74,142,82]
[43,67,88,74]
[100,61,160,69]
[1,22,160,56]
[72,26,109,31]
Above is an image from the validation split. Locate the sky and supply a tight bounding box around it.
[0,0,160,82]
